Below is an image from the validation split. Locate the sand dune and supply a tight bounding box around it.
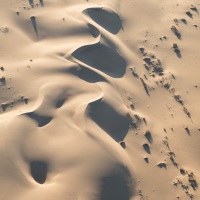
[0,0,200,199]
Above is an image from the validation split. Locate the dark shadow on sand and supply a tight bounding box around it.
[25,112,52,127]
[87,23,100,38]
[75,66,107,83]
[72,43,126,78]
[84,8,122,34]
[29,0,34,7]
[30,161,48,184]
[99,165,133,200]
[87,99,129,142]
[39,0,44,7]
[30,16,39,39]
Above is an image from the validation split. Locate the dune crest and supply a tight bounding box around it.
[0,0,200,200]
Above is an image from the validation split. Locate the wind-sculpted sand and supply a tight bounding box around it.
[0,0,200,199]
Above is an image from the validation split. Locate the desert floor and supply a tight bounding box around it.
[0,0,200,200]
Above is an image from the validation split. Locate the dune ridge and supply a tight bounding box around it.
[0,0,200,199]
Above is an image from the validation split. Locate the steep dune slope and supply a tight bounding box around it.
[0,0,200,200]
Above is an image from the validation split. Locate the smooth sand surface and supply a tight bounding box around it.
[0,0,200,199]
